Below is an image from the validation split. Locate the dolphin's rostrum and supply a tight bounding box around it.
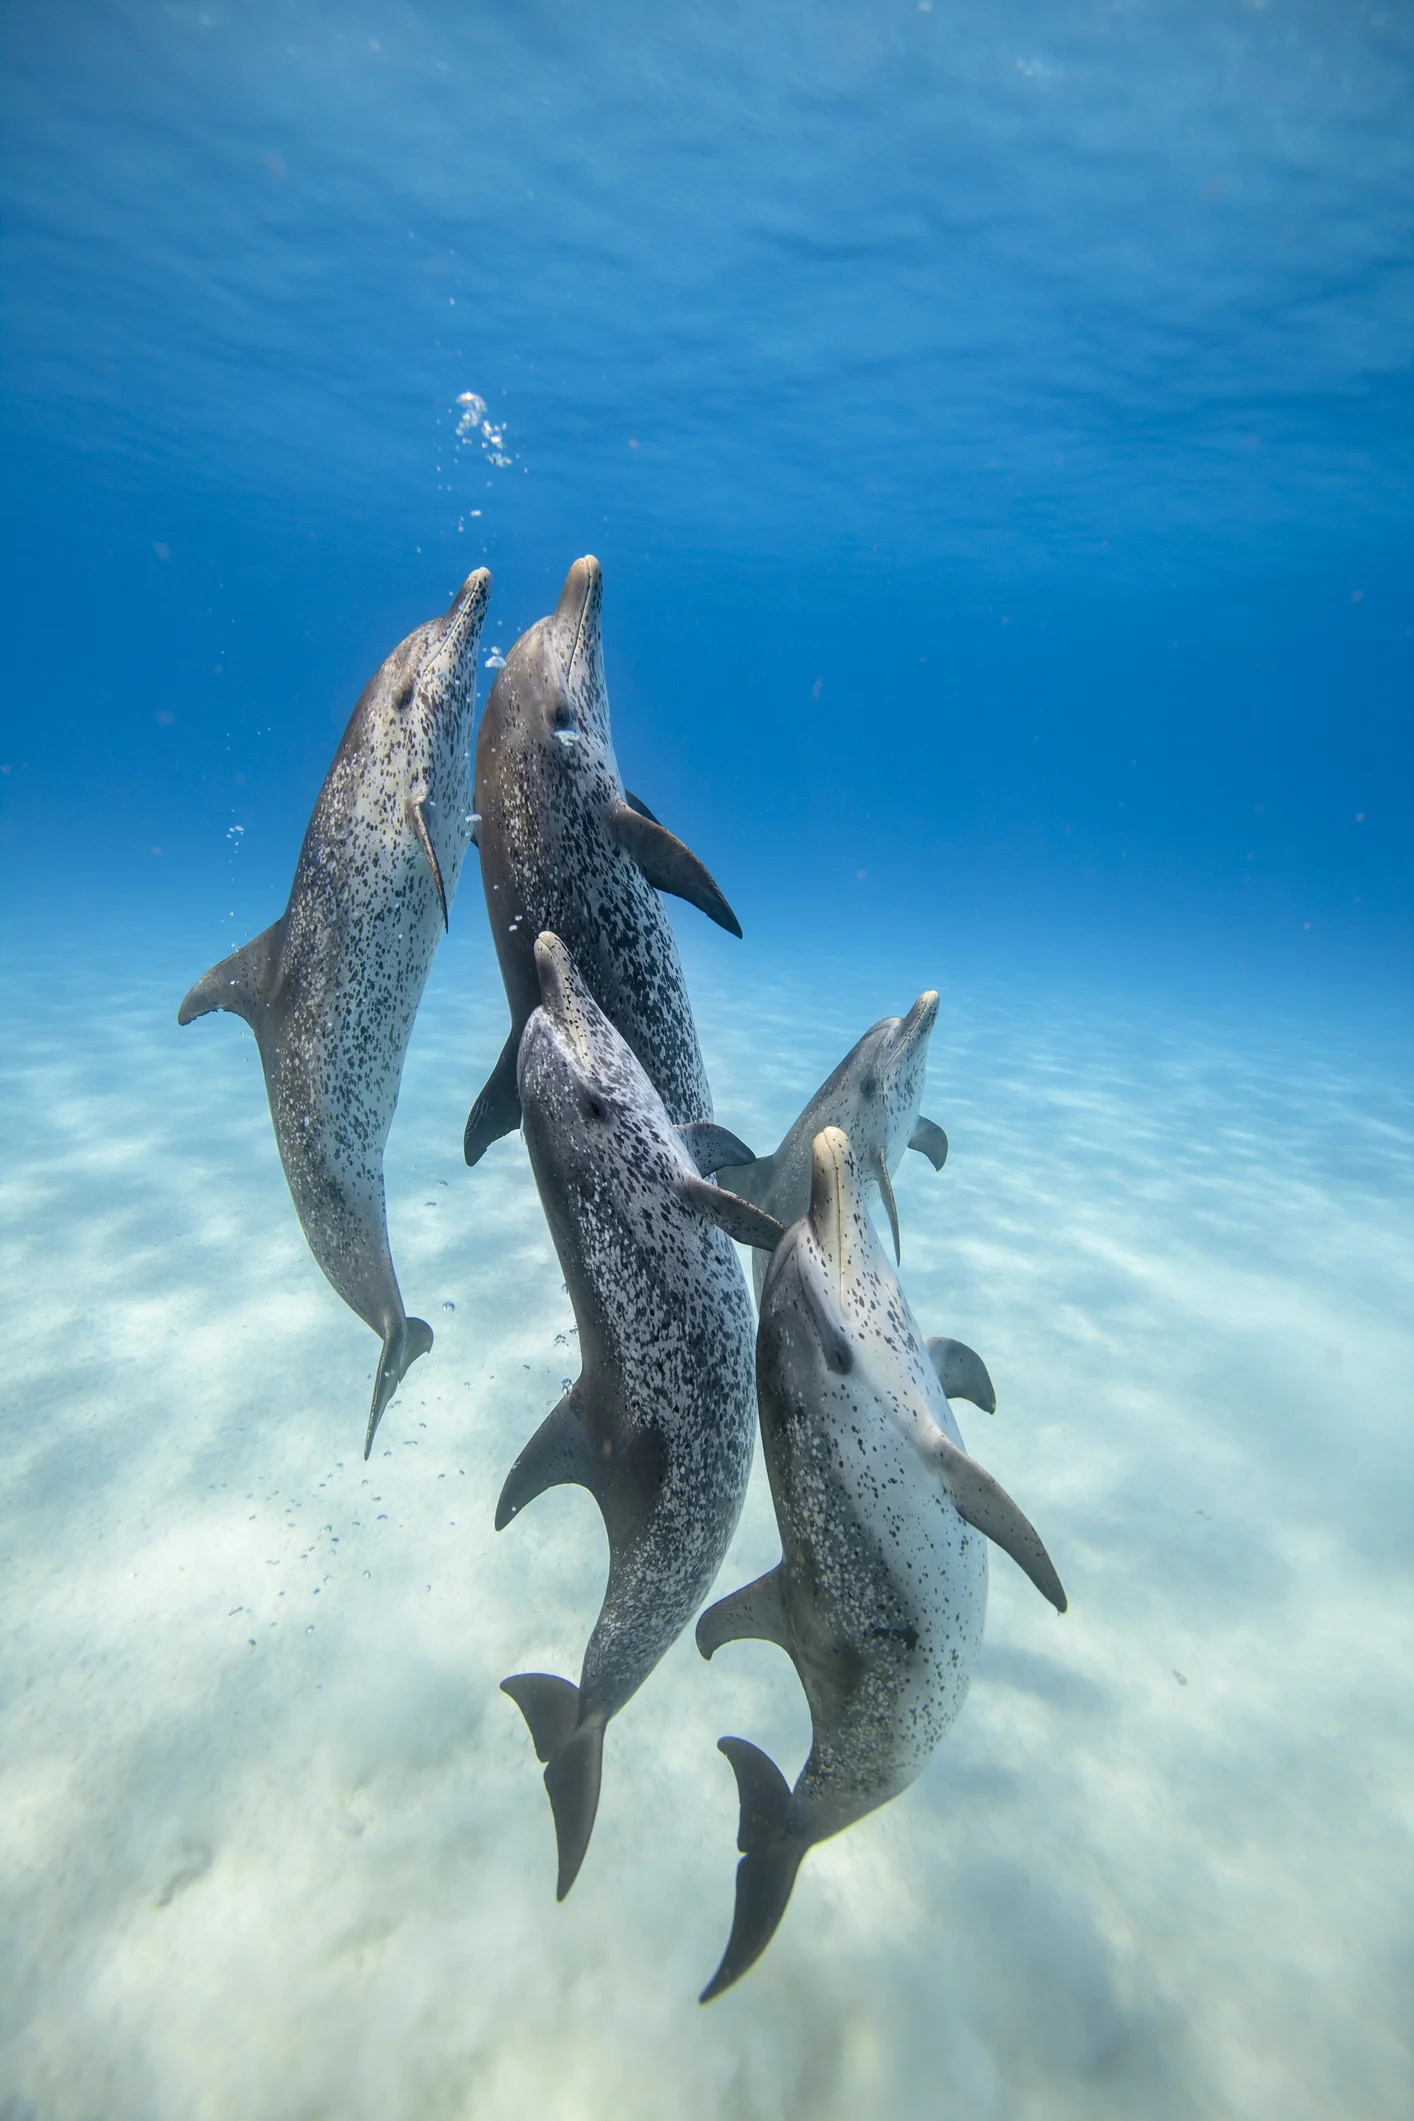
[465,555,739,1167]
[697,1125,1065,2001]
[498,932,781,1900]
[178,570,491,1457]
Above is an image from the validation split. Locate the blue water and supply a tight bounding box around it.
[1,5,1411,2117]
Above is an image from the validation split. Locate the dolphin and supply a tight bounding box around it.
[464,555,739,1167]
[715,993,951,1293]
[696,1125,1065,2001]
[178,570,491,1457]
[497,932,782,1901]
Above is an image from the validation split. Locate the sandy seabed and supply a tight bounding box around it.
[1,921,1410,2121]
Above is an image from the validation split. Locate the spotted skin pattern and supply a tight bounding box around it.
[695,1124,1071,1996]
[179,571,490,1446]
[717,992,943,1295]
[467,556,716,1158]
[511,935,757,1724]
[755,1128,988,1842]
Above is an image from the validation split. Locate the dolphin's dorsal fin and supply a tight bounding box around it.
[622,788,660,824]
[407,797,448,929]
[870,1146,901,1263]
[909,1117,949,1171]
[926,1335,996,1415]
[495,1384,598,1529]
[676,1121,756,1176]
[696,1566,792,1659]
[608,801,743,938]
[921,1428,1067,1613]
[678,1174,785,1253]
[177,919,285,1031]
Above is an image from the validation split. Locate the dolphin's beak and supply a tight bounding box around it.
[423,567,491,691]
[552,555,603,682]
[807,1126,857,1297]
[534,930,573,1018]
[533,930,598,1067]
[896,990,940,1053]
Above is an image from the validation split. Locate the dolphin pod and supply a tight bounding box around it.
[178,554,1067,2001]
[179,568,490,1456]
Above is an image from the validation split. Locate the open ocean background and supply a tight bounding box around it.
[1,5,1411,2118]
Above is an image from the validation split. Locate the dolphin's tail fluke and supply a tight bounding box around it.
[700,1737,808,2003]
[501,1673,606,1901]
[364,1315,433,1459]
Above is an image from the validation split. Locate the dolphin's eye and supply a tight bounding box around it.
[860,1075,878,1099]
[578,1086,609,1124]
[824,1329,853,1376]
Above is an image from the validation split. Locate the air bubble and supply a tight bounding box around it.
[442,1301,456,1313]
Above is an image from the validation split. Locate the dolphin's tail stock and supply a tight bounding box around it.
[700,1737,808,2003]
[364,1315,434,1459]
[501,1673,606,1901]
[464,1029,523,1166]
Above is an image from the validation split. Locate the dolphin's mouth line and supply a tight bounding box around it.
[894,992,940,1057]
[563,576,592,685]
[829,1142,846,1307]
[418,575,486,693]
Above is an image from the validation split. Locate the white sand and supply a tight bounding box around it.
[1,925,1409,2121]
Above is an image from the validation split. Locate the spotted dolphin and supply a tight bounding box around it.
[178,570,491,1457]
[716,993,951,1293]
[497,932,781,1901]
[464,555,739,1167]
[696,1125,1065,2001]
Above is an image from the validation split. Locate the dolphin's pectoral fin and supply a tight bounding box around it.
[407,797,448,929]
[870,1147,902,1263]
[697,1567,791,1659]
[679,1174,785,1253]
[501,1675,605,1900]
[464,1031,523,1166]
[623,788,660,823]
[365,1315,434,1460]
[677,1122,757,1176]
[495,1386,596,1529]
[926,1336,997,1415]
[711,1149,775,1212]
[177,918,284,1030]
[909,1117,949,1171]
[608,801,743,938]
[700,1739,806,2003]
[926,1431,1066,1613]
